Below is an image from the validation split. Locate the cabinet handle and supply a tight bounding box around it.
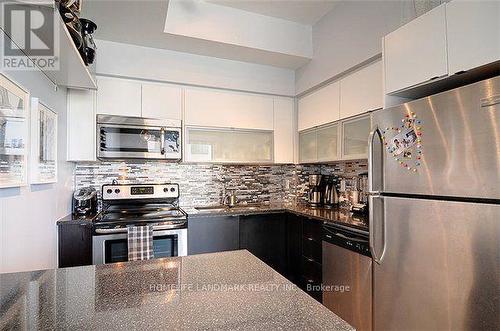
[160,128,165,155]
[429,76,440,81]
[306,237,314,241]
[454,70,467,75]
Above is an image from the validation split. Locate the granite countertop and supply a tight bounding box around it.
[185,203,368,232]
[57,204,368,232]
[56,213,98,225]
[0,250,353,330]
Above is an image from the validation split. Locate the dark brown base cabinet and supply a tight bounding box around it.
[188,212,323,302]
[188,215,240,255]
[58,212,323,302]
[58,223,93,268]
[288,214,323,302]
[239,213,287,275]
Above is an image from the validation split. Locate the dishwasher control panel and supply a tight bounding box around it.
[323,225,371,257]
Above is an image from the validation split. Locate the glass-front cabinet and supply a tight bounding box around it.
[317,123,339,162]
[299,130,317,163]
[298,114,370,163]
[185,127,273,163]
[341,115,371,159]
[0,74,29,188]
[299,123,340,163]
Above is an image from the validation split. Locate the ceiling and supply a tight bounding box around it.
[82,0,336,69]
[207,0,338,25]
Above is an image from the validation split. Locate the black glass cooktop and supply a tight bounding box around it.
[96,204,186,224]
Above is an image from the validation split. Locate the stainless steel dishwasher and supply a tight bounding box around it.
[322,223,372,331]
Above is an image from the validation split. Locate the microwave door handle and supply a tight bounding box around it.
[160,127,166,155]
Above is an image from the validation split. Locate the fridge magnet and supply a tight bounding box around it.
[381,112,423,173]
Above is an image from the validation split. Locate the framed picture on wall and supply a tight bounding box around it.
[30,98,58,184]
[0,73,29,188]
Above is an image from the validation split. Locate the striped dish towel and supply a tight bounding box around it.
[127,225,154,261]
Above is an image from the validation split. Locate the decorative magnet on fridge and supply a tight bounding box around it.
[381,111,423,173]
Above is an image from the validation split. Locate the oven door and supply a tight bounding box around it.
[97,123,181,160]
[92,228,187,265]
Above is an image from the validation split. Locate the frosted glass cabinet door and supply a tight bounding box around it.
[299,130,317,163]
[342,115,370,159]
[316,123,339,162]
[186,127,273,163]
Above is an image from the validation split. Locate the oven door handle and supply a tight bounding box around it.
[94,223,186,234]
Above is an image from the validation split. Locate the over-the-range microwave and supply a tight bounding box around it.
[97,115,182,160]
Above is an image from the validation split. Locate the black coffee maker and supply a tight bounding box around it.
[72,187,98,216]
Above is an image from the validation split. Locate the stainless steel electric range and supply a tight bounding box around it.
[92,183,187,265]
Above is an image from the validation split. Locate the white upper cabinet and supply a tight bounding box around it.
[298,81,340,131]
[446,0,500,75]
[96,76,141,117]
[67,89,96,162]
[184,88,273,130]
[273,97,295,164]
[141,83,182,120]
[384,4,448,94]
[340,60,383,119]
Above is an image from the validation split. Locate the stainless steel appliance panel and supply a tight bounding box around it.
[93,228,188,265]
[323,241,372,331]
[372,196,499,331]
[370,76,500,199]
[97,115,182,160]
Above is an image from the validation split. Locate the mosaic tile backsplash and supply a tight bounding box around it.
[74,160,368,207]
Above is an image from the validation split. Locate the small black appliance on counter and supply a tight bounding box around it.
[79,18,97,65]
[72,187,98,216]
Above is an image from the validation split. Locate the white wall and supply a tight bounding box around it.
[0,67,73,273]
[295,0,409,94]
[165,0,312,58]
[95,39,296,96]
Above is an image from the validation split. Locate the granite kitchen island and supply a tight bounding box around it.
[0,250,353,330]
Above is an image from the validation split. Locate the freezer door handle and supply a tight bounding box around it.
[368,126,382,194]
[369,195,386,264]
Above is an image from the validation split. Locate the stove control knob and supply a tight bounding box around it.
[163,187,168,193]
[106,189,112,194]
[170,187,176,192]
[115,189,120,194]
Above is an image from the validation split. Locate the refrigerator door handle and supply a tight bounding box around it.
[368,126,382,194]
[369,195,386,264]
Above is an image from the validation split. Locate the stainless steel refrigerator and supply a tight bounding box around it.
[368,76,499,330]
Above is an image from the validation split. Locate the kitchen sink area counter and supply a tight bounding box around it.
[0,250,353,330]
[185,204,368,232]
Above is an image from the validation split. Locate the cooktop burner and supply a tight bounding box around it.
[101,204,184,221]
[95,183,187,228]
